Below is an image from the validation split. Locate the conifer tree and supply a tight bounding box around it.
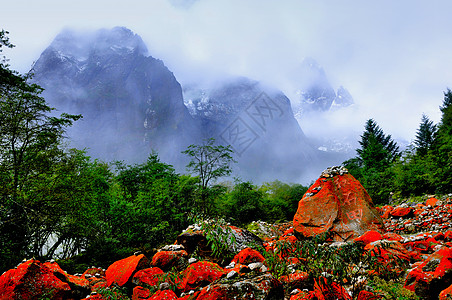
[430,89,452,192]
[414,114,436,156]
[356,119,400,170]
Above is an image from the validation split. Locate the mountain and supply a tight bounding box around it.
[32,27,321,183]
[183,77,319,182]
[33,27,197,165]
[291,57,354,118]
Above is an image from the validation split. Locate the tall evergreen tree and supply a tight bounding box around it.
[356,119,400,170]
[430,89,452,192]
[414,114,436,156]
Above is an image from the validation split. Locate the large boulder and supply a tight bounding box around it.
[177,261,225,293]
[105,254,149,287]
[0,259,71,300]
[195,273,284,300]
[293,166,385,242]
[404,246,452,299]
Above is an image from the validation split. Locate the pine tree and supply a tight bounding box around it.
[414,114,436,156]
[356,119,400,169]
[430,89,452,192]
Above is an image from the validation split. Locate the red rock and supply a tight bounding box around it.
[82,267,106,278]
[404,247,452,299]
[177,261,225,292]
[43,261,90,291]
[354,230,383,245]
[382,232,403,241]
[290,290,314,300]
[106,254,149,287]
[284,228,295,236]
[0,259,71,300]
[179,291,200,299]
[365,240,411,275]
[151,250,188,272]
[148,289,178,300]
[132,286,151,300]
[293,172,385,242]
[357,290,383,299]
[231,247,265,265]
[445,231,452,241]
[196,273,283,300]
[440,284,452,300]
[427,197,440,207]
[389,206,413,218]
[435,233,446,241]
[379,205,394,219]
[132,267,164,287]
[280,271,310,290]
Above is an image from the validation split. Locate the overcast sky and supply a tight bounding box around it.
[3,0,452,142]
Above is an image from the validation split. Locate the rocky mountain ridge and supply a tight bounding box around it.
[32,27,328,182]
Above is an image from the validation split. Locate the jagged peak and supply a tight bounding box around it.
[47,26,148,61]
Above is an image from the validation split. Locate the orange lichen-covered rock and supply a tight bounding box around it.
[0,259,71,300]
[365,240,411,275]
[440,284,452,300]
[43,261,90,297]
[382,232,403,242]
[151,250,188,272]
[379,205,394,219]
[426,197,440,207]
[148,289,178,300]
[177,261,225,293]
[390,206,413,218]
[132,286,151,300]
[354,230,383,245]
[132,267,164,287]
[356,290,383,299]
[196,273,283,300]
[280,271,310,290]
[293,168,385,242]
[105,254,149,287]
[231,247,265,265]
[404,247,452,299]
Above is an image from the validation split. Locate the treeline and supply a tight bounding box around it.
[343,89,452,204]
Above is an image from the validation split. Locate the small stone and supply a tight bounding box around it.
[248,262,263,271]
[159,282,171,290]
[188,257,197,264]
[227,270,238,279]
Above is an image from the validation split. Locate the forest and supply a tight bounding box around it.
[1,29,451,274]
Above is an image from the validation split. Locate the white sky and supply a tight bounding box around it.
[2,0,452,142]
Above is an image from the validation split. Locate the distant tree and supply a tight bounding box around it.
[182,138,236,213]
[429,89,452,193]
[343,119,399,204]
[414,114,436,156]
[356,119,400,170]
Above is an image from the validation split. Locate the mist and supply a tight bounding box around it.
[3,0,452,177]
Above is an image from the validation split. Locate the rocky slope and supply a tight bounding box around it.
[3,168,452,299]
